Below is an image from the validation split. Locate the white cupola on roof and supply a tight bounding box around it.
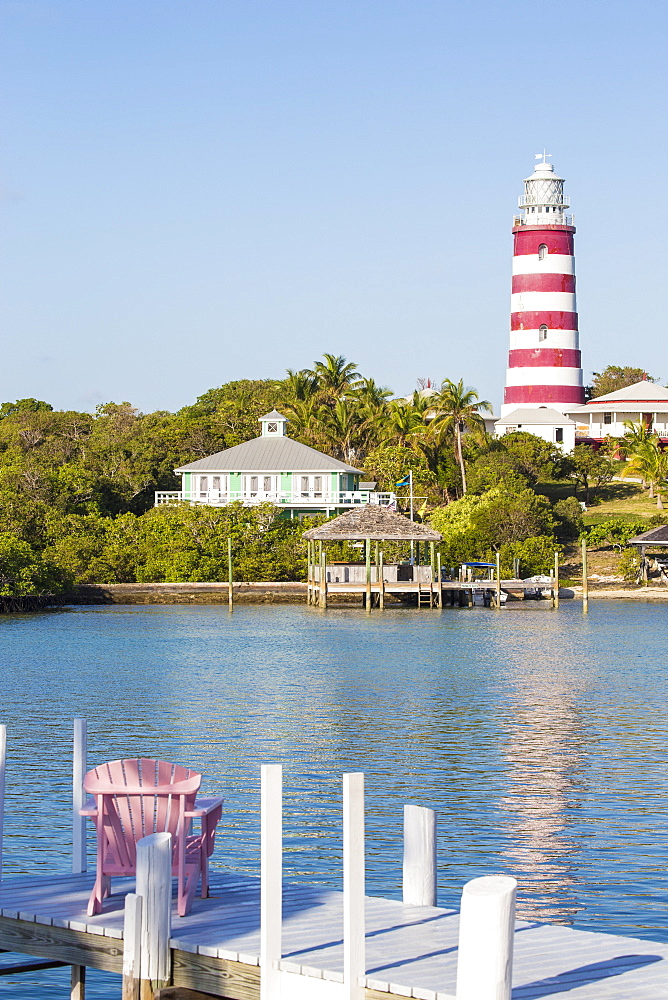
[259,410,288,437]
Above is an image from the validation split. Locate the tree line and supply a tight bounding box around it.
[0,358,664,594]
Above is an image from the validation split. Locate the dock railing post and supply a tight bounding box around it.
[402,804,437,906]
[495,552,502,609]
[260,764,282,1000]
[455,875,516,1000]
[436,552,442,608]
[136,832,172,998]
[365,539,371,612]
[343,772,365,1000]
[72,718,87,874]
[0,724,5,883]
[122,893,142,1000]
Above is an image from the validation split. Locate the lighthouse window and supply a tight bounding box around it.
[539,325,548,341]
[538,244,548,260]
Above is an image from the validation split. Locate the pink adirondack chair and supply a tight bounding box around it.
[80,758,223,917]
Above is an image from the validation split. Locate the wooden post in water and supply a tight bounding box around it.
[306,540,311,605]
[365,538,371,612]
[122,894,142,1000]
[495,552,502,610]
[403,805,437,906]
[429,542,435,607]
[582,538,589,613]
[0,724,5,883]
[374,542,379,608]
[553,550,560,609]
[322,548,328,609]
[436,551,442,608]
[72,718,88,999]
[455,875,517,1000]
[136,832,172,999]
[379,547,385,610]
[228,536,234,611]
[260,765,282,1000]
[343,773,365,1000]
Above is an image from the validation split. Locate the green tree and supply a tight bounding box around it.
[588,366,656,399]
[566,445,615,503]
[429,379,491,494]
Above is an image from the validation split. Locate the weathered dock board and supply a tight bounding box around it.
[0,871,666,999]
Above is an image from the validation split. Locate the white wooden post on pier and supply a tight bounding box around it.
[72,718,87,874]
[122,893,143,1000]
[455,875,517,1000]
[402,804,437,906]
[343,772,365,1000]
[260,764,283,1000]
[135,832,172,996]
[0,724,6,884]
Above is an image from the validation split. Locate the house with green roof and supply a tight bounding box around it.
[155,411,396,517]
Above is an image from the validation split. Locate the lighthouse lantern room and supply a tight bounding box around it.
[501,155,585,416]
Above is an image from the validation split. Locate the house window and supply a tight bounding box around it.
[555,428,564,443]
[603,412,612,425]
[505,426,517,433]
[250,476,258,495]
[263,476,272,492]
[301,476,309,497]
[267,422,278,433]
[538,244,548,260]
[199,476,208,496]
[313,476,322,497]
[539,325,548,342]
[212,476,220,491]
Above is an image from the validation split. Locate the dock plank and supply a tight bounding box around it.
[0,871,667,998]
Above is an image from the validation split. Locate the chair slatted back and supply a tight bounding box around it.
[84,758,201,869]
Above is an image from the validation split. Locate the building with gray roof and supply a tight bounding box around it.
[155,411,396,517]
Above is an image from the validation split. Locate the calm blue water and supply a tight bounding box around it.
[1,601,667,996]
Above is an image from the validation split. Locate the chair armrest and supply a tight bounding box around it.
[187,796,224,818]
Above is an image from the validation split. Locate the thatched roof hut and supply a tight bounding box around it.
[302,504,441,542]
[627,525,668,548]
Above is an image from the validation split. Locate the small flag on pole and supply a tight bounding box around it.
[395,475,410,487]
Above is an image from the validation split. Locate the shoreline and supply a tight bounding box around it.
[59,582,668,605]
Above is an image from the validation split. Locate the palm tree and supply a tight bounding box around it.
[308,354,361,402]
[622,438,668,508]
[284,368,319,402]
[429,379,492,494]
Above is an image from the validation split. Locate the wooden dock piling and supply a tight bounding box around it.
[136,832,172,998]
[402,805,437,907]
[553,550,560,609]
[456,875,516,1000]
[228,538,234,611]
[122,893,142,1000]
[582,539,589,613]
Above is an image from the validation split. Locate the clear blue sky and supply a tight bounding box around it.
[1,0,666,413]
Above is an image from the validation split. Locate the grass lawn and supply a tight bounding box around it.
[535,479,662,524]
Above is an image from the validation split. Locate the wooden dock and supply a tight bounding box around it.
[0,870,666,999]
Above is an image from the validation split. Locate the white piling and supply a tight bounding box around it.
[402,805,437,906]
[122,893,143,1000]
[260,764,283,1000]
[0,724,6,883]
[72,718,87,874]
[136,832,172,994]
[455,875,517,1000]
[343,772,365,1000]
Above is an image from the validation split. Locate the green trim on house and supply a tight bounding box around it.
[183,472,192,499]
[230,472,241,494]
[280,472,292,491]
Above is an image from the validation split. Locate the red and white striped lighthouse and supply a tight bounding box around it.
[501,156,585,415]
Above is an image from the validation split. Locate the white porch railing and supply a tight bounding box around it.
[154,489,397,508]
